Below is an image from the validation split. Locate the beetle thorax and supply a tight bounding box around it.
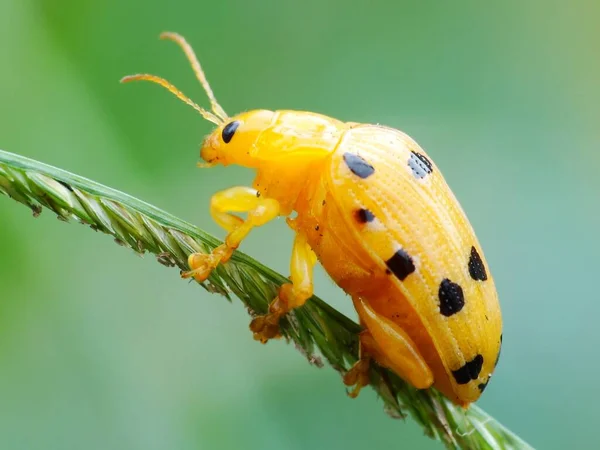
[204,109,349,213]
[252,111,349,213]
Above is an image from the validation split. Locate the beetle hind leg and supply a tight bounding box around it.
[343,330,378,398]
[344,296,434,397]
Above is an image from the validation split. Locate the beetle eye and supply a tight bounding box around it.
[222,121,240,143]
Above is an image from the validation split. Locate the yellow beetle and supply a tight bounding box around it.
[122,32,502,407]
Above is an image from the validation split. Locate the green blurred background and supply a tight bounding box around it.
[1,0,598,448]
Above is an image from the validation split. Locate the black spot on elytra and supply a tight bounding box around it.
[452,354,484,385]
[343,153,375,179]
[478,380,489,393]
[355,208,375,223]
[468,246,488,281]
[385,249,415,281]
[438,279,465,317]
[222,121,240,143]
[408,151,433,179]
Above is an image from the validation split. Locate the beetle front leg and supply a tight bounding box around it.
[182,186,280,282]
[250,231,317,343]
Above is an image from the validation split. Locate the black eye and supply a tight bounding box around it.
[222,121,240,143]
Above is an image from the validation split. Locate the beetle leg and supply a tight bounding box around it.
[344,296,434,397]
[250,232,317,343]
[181,186,280,282]
[343,329,378,398]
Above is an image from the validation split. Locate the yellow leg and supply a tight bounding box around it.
[182,186,280,282]
[249,232,317,343]
[343,296,434,397]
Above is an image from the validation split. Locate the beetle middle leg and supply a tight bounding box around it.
[181,186,280,282]
[250,231,317,343]
[344,296,434,397]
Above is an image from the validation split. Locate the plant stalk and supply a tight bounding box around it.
[0,149,532,450]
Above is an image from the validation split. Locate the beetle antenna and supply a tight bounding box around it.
[159,32,228,121]
[120,74,222,125]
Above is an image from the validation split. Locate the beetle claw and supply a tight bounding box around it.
[249,312,283,343]
[183,247,233,282]
[343,359,371,398]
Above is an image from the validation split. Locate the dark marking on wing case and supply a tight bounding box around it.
[452,354,484,385]
[343,153,375,179]
[408,151,433,179]
[438,279,465,317]
[468,246,488,281]
[385,249,415,280]
[478,380,489,393]
[355,208,375,223]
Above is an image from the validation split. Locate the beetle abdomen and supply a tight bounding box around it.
[300,124,502,404]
